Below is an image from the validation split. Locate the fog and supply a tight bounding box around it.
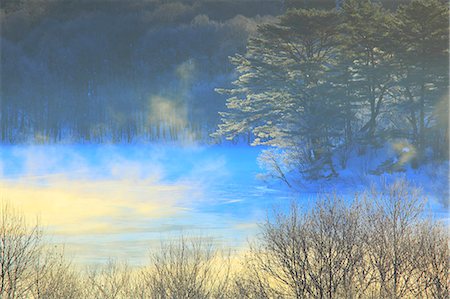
[1,0,278,143]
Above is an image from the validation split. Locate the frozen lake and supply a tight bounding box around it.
[0,144,447,265]
[0,144,299,265]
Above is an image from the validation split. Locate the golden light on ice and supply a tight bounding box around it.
[0,178,194,235]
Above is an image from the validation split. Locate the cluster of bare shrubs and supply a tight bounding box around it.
[0,205,83,298]
[234,181,449,299]
[0,205,230,299]
[1,181,448,298]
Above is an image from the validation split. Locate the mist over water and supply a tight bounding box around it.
[1,143,447,265]
[0,144,298,265]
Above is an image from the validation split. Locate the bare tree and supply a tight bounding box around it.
[0,203,83,299]
[304,195,367,299]
[362,180,426,299]
[240,180,448,299]
[413,220,449,299]
[230,250,284,299]
[246,196,367,299]
[85,259,133,299]
[0,182,447,299]
[0,203,42,298]
[141,236,231,299]
[30,248,83,299]
[251,202,310,298]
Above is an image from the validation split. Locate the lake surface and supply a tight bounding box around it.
[0,144,299,265]
[0,144,447,265]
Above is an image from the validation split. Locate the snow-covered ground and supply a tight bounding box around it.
[0,144,447,265]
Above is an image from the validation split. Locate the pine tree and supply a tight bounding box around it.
[340,0,395,144]
[390,0,449,161]
[215,9,343,178]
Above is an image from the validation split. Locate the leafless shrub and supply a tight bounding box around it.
[1,181,447,299]
[414,221,449,299]
[0,203,43,298]
[362,180,427,298]
[245,196,366,299]
[242,180,449,299]
[230,251,283,299]
[305,195,367,298]
[141,236,231,299]
[0,203,83,299]
[85,259,133,299]
[30,248,83,299]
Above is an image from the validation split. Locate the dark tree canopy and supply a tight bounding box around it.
[215,0,449,179]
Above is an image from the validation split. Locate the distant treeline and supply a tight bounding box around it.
[0,0,414,144]
[1,0,280,143]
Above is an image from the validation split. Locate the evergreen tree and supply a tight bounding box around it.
[340,0,395,144]
[390,0,449,160]
[215,8,343,178]
[215,0,449,181]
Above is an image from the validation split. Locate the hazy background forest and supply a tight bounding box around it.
[1,0,281,143]
[0,0,448,298]
[3,0,441,146]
